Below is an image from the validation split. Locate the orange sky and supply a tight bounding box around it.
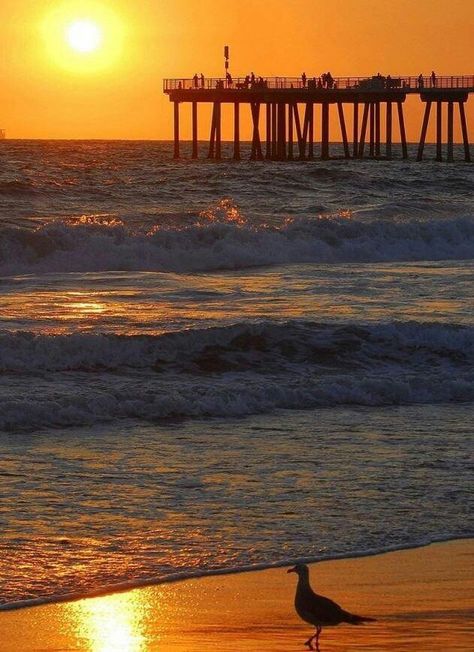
[1,0,474,141]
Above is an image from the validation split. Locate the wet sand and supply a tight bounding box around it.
[0,539,472,651]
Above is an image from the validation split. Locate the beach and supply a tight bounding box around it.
[0,539,472,651]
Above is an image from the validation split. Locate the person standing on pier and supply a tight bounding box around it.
[431,70,437,87]
[200,73,205,88]
[301,72,307,87]
[193,73,199,88]
[418,73,424,88]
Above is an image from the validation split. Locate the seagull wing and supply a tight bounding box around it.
[297,587,346,625]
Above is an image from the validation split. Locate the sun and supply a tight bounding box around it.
[66,19,103,53]
[41,2,126,74]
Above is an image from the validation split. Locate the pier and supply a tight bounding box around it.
[164,75,474,162]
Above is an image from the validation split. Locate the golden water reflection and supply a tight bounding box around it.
[69,591,149,652]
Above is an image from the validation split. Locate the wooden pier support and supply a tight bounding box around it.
[417,100,432,161]
[386,101,392,158]
[369,103,375,157]
[353,103,359,157]
[233,102,240,160]
[265,103,271,159]
[418,93,471,162]
[447,101,454,162]
[192,102,198,159]
[294,104,305,159]
[337,103,350,158]
[436,101,442,161]
[321,103,329,160]
[271,103,277,159]
[250,102,263,161]
[277,103,286,160]
[208,101,222,159]
[397,101,408,159]
[375,102,381,157]
[288,103,294,160]
[173,101,180,159]
[459,101,471,162]
[358,102,370,158]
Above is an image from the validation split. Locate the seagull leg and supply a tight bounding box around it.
[304,631,317,650]
[314,626,322,652]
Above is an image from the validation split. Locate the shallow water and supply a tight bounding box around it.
[0,141,473,606]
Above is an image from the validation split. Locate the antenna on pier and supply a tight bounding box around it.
[224,45,230,76]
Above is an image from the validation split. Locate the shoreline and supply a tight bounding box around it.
[0,534,471,613]
[0,538,472,651]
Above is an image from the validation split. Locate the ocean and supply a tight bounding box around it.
[0,140,473,609]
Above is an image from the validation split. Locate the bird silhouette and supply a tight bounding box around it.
[288,563,376,650]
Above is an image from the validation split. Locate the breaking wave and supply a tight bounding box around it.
[1,211,473,275]
[1,321,472,431]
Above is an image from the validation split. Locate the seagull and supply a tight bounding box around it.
[288,563,376,651]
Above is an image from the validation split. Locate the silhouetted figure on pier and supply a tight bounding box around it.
[431,71,437,87]
[226,72,233,87]
[200,73,205,88]
[326,72,334,89]
[418,74,424,89]
[302,72,307,87]
[250,72,256,85]
[193,74,199,88]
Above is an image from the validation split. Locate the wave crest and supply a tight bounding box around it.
[1,211,473,275]
[1,321,473,431]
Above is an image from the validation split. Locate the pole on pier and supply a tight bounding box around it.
[233,102,241,160]
[337,102,350,158]
[386,102,392,158]
[447,101,454,162]
[417,100,432,161]
[436,101,442,161]
[397,101,408,159]
[353,102,359,157]
[321,103,330,160]
[266,103,272,159]
[369,103,375,157]
[375,102,381,157]
[173,101,180,159]
[288,102,294,160]
[459,101,471,162]
[358,102,370,158]
[250,102,263,160]
[192,102,198,159]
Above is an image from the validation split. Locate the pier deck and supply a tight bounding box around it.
[164,75,474,162]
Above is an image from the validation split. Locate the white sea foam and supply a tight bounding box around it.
[1,213,473,276]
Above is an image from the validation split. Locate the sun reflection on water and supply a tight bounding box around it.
[69,592,148,652]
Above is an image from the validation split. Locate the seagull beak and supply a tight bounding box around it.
[287,566,296,573]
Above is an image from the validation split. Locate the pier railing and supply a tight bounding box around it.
[164,75,474,92]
